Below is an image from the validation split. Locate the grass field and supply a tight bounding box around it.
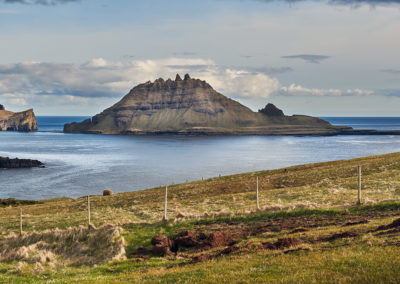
[1,152,400,283]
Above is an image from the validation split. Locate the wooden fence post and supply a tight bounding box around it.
[256,176,260,211]
[358,166,362,205]
[163,186,168,221]
[87,195,91,227]
[19,208,22,236]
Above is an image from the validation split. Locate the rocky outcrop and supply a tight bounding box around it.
[0,106,38,132]
[0,157,44,169]
[63,74,351,136]
[259,103,284,117]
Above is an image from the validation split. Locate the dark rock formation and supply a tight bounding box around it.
[0,157,44,169]
[0,106,38,132]
[259,103,284,117]
[63,74,353,136]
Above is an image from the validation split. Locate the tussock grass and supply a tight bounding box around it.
[0,225,125,267]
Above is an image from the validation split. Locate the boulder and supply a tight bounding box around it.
[103,189,114,196]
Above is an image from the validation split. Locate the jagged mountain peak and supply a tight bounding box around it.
[64,76,340,135]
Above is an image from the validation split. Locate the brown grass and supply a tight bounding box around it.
[0,225,125,266]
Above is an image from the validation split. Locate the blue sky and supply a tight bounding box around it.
[0,0,400,115]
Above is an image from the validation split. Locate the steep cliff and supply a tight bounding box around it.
[64,74,349,135]
[0,106,38,132]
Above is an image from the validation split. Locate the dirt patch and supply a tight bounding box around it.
[206,231,234,248]
[321,231,359,242]
[151,234,174,256]
[190,244,241,264]
[376,218,400,231]
[343,220,369,227]
[261,238,302,250]
[174,231,207,248]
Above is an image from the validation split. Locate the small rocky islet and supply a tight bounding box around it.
[0,156,44,169]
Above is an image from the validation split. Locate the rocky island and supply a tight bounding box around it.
[0,157,44,169]
[64,75,399,136]
[0,104,38,132]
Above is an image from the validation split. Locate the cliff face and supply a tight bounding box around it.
[0,106,38,132]
[64,74,347,135]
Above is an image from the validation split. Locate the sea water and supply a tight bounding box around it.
[1,117,400,200]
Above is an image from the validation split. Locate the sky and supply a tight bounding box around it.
[0,0,399,116]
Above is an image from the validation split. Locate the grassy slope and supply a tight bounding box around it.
[1,152,400,282]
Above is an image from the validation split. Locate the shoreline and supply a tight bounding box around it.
[2,151,398,203]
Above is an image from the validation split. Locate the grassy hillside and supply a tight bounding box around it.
[1,152,400,283]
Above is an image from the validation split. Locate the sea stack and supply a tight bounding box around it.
[0,105,38,132]
[64,74,350,136]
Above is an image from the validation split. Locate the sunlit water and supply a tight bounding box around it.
[1,116,400,200]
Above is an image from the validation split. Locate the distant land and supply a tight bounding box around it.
[64,75,400,136]
[0,104,38,132]
[0,157,44,169]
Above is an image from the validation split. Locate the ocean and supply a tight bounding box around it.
[1,116,400,200]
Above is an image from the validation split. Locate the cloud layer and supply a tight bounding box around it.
[256,0,400,5]
[0,57,375,111]
[0,0,78,5]
[281,54,331,64]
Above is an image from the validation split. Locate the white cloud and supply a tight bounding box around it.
[280,84,374,96]
[0,57,374,113]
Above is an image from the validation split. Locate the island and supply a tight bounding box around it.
[64,74,400,136]
[0,157,44,169]
[0,104,38,132]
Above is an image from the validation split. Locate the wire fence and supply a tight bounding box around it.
[2,164,382,236]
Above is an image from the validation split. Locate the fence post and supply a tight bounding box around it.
[87,195,91,227]
[163,186,168,221]
[256,176,260,211]
[358,166,362,205]
[19,208,22,236]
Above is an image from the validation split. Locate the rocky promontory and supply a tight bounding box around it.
[0,105,38,132]
[64,74,394,136]
[0,157,44,169]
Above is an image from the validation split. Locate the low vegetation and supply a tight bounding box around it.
[1,152,400,283]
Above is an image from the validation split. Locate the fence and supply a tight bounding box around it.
[13,165,366,235]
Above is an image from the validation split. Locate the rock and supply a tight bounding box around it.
[103,189,114,196]
[0,106,38,132]
[0,157,44,169]
[259,103,284,117]
[63,75,349,136]
[151,234,174,256]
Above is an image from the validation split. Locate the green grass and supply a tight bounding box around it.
[1,152,400,282]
